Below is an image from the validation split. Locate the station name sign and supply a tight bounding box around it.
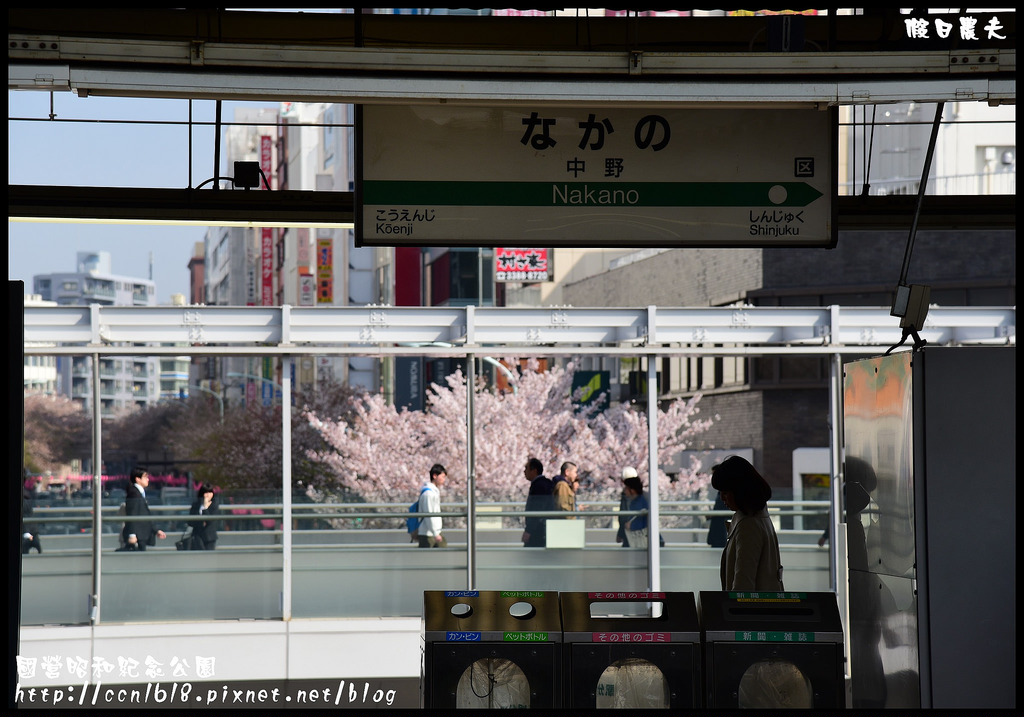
[357,105,836,249]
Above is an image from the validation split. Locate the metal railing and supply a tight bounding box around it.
[24,499,830,540]
[20,499,832,625]
[840,169,1015,196]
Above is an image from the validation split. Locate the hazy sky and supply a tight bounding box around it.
[8,90,278,304]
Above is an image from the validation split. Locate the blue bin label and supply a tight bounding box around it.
[446,631,481,642]
[444,591,479,597]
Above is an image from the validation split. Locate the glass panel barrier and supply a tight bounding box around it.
[290,503,467,618]
[99,486,284,623]
[473,503,649,592]
[21,499,831,625]
[21,494,94,625]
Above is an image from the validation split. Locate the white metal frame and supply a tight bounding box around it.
[23,303,1015,619]
[23,304,1016,356]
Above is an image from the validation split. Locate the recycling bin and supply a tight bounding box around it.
[699,591,845,709]
[560,591,701,709]
[422,590,562,709]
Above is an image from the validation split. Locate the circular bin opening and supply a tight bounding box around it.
[738,658,813,709]
[450,603,473,618]
[456,658,530,709]
[595,657,669,709]
[508,601,536,619]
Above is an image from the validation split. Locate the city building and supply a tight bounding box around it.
[186,241,206,305]
[199,103,381,405]
[22,293,57,395]
[31,251,159,416]
[158,293,193,402]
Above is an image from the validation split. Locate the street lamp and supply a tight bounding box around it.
[403,342,517,394]
[185,384,224,423]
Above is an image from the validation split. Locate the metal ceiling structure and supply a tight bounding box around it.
[7,8,1017,230]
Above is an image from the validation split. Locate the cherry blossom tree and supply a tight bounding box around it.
[23,393,91,475]
[307,358,718,513]
[168,377,360,499]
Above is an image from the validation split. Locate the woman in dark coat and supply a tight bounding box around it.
[712,456,783,591]
[188,486,220,550]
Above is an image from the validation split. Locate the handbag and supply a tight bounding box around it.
[175,528,194,551]
[625,527,649,549]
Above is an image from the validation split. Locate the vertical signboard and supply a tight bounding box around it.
[298,272,316,306]
[296,227,311,267]
[299,356,315,396]
[394,356,424,411]
[260,135,274,306]
[246,241,257,306]
[358,105,835,248]
[296,226,315,306]
[317,237,334,304]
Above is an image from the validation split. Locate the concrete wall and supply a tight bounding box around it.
[760,230,1016,297]
[562,247,764,307]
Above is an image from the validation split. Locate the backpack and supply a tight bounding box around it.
[406,486,431,536]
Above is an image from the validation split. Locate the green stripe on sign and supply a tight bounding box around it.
[504,632,548,642]
[363,181,823,207]
[500,590,546,598]
[734,631,816,642]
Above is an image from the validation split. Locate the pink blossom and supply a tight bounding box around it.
[307,359,715,508]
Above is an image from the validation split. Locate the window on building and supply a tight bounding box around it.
[449,250,482,304]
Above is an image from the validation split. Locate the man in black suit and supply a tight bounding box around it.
[122,467,166,551]
[521,457,554,548]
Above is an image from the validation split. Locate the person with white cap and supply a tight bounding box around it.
[615,467,639,548]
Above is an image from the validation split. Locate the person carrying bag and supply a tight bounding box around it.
[622,476,650,549]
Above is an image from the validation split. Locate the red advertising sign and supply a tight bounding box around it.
[495,247,550,283]
[260,135,274,306]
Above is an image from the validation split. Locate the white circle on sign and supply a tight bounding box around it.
[768,185,788,205]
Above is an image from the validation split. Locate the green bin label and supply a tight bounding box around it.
[729,591,806,601]
[500,591,546,598]
[504,632,548,642]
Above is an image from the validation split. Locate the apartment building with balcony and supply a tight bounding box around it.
[31,251,158,416]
